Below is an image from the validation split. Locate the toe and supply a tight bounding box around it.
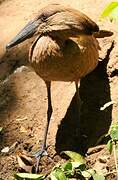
[33,149,48,158]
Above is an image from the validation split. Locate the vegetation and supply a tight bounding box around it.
[107,122,118,179]
[14,151,105,180]
[100,2,118,22]
[13,121,118,179]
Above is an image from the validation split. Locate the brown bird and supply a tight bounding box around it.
[6,4,112,172]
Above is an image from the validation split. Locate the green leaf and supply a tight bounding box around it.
[61,162,73,176]
[77,164,86,171]
[62,162,72,171]
[100,2,118,22]
[71,162,85,169]
[62,161,86,177]
[14,173,44,180]
[109,6,118,22]
[107,140,113,154]
[62,151,85,164]
[50,168,67,180]
[110,123,118,141]
[92,173,105,180]
[81,169,96,179]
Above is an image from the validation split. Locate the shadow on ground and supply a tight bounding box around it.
[0,81,17,149]
[55,43,114,155]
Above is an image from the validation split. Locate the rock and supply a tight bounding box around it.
[1,146,10,153]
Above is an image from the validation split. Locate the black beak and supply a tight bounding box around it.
[6,19,40,49]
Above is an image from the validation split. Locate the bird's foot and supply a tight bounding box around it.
[34,149,48,158]
[33,147,48,173]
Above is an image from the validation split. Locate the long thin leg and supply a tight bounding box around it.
[75,81,81,115]
[75,81,82,139]
[35,81,53,172]
[42,81,53,150]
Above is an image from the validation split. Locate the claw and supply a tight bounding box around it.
[34,149,48,158]
[33,148,49,173]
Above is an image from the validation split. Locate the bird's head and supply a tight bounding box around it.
[6,4,99,49]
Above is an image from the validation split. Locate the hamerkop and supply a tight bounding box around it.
[6,3,112,172]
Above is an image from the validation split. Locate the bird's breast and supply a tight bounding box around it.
[29,35,99,82]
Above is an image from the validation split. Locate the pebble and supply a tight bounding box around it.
[1,146,10,153]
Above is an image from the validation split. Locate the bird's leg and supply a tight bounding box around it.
[75,82,81,115]
[75,82,82,138]
[34,81,53,173]
[41,81,52,153]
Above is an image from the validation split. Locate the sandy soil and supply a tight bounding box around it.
[0,0,118,179]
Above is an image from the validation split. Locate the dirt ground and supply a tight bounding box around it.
[0,0,118,179]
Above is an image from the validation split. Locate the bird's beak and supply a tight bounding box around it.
[6,19,41,49]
